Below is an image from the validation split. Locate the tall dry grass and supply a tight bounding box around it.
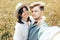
[0,0,60,40]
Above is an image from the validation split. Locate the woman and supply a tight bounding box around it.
[13,3,30,40]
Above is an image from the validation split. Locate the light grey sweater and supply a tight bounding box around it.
[13,20,29,40]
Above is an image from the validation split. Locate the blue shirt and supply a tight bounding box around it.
[27,22,48,40]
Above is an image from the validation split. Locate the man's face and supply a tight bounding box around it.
[31,6,44,20]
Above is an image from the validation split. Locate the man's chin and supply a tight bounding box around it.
[34,18,39,20]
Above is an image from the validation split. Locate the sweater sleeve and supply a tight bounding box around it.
[13,25,23,40]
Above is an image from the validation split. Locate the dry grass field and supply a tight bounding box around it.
[0,0,60,40]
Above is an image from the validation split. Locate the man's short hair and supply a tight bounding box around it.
[30,2,44,11]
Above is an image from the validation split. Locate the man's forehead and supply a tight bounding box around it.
[32,6,40,9]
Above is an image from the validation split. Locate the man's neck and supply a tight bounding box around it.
[35,19,40,24]
[35,17,43,25]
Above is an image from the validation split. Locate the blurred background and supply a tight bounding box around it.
[0,0,60,40]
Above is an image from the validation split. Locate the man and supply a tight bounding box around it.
[27,2,48,40]
[27,2,60,40]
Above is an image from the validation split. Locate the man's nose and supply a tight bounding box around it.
[32,12,35,15]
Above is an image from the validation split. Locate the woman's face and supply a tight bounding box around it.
[22,7,29,20]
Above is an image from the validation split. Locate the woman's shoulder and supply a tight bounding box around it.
[15,22,24,30]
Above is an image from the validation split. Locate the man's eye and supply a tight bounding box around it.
[32,11,33,12]
[35,11,37,12]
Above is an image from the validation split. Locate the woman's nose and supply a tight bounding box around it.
[26,11,29,14]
